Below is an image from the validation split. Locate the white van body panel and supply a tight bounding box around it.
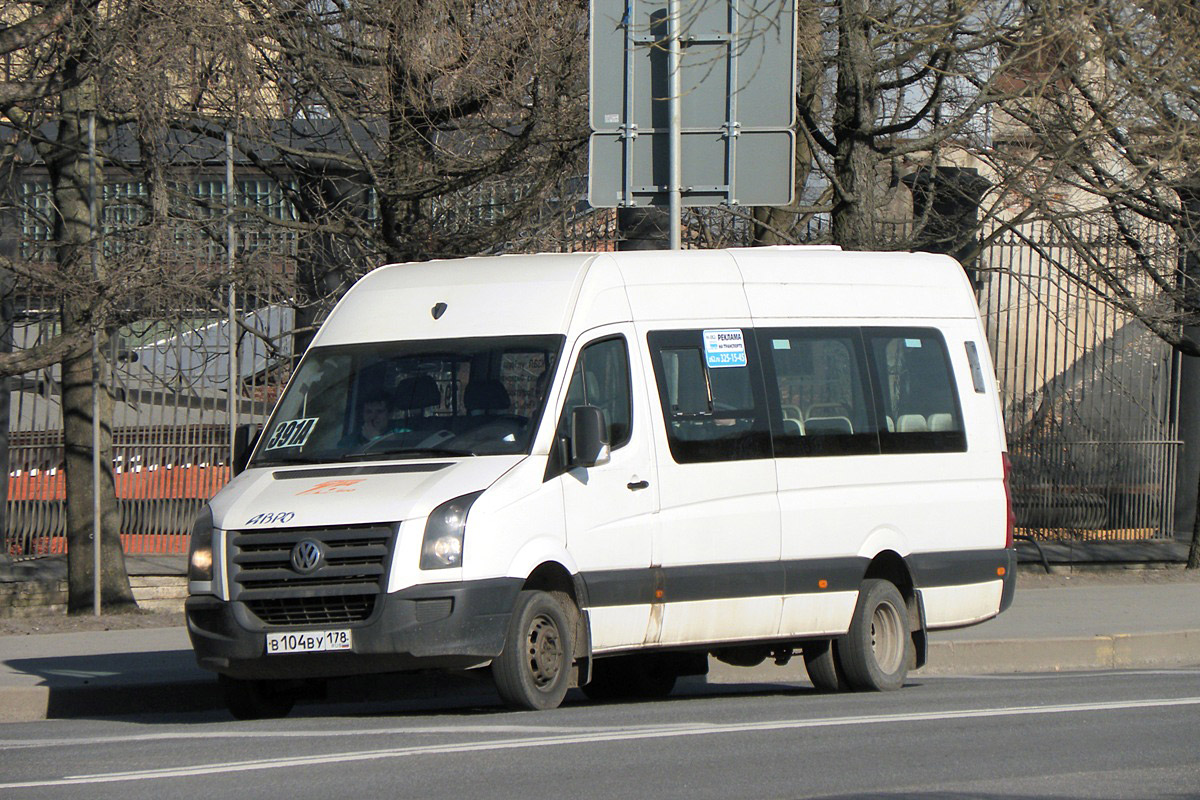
[658,596,784,646]
[455,458,565,583]
[919,581,1005,628]
[209,456,521,535]
[779,592,860,637]
[734,247,982,320]
[314,253,599,346]
[616,249,747,322]
[590,604,656,651]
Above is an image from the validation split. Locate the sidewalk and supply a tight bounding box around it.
[2,569,1199,722]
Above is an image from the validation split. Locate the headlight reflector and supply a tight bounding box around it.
[420,492,482,570]
[188,505,215,584]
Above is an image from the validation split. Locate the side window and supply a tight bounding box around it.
[557,336,633,450]
[865,329,967,454]
[648,329,771,463]
[760,329,880,457]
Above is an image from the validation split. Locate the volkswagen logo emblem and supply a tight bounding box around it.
[290,539,324,574]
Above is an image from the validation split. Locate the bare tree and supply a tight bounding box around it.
[208,0,591,348]
[1,0,590,605]
[977,1,1200,564]
[1,0,253,609]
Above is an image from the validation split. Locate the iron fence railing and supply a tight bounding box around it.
[1009,440,1178,540]
[980,220,1181,540]
[6,429,232,557]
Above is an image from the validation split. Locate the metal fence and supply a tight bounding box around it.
[978,221,1180,540]
[2,203,1186,558]
[6,303,292,557]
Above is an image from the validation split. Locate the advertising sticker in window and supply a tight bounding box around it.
[702,329,747,368]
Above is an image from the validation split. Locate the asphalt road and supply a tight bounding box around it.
[2,668,1199,799]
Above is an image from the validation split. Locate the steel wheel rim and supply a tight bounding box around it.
[869,601,904,674]
[526,613,563,689]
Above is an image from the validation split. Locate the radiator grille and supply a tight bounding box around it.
[246,595,377,626]
[229,525,393,626]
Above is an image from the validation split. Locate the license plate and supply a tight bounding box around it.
[266,629,352,655]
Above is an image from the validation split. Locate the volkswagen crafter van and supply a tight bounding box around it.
[186,246,1016,717]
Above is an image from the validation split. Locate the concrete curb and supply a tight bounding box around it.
[0,680,222,723]
[3,631,1198,723]
[675,630,1200,684]
[918,630,1200,675]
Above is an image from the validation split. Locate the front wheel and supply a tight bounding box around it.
[837,579,911,692]
[493,590,574,710]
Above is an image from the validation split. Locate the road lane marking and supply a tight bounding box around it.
[4,696,1200,790]
[0,723,619,751]
[945,668,1200,681]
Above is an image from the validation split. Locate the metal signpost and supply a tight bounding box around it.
[589,0,798,248]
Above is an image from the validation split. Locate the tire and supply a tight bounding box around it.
[220,675,297,720]
[493,590,574,710]
[837,579,911,692]
[582,654,679,702]
[802,639,847,692]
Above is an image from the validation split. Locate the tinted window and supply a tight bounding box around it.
[558,336,633,450]
[648,330,771,463]
[759,329,880,457]
[866,329,967,453]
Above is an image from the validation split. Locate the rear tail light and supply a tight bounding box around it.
[1001,452,1016,549]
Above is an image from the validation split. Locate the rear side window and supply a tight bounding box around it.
[865,329,967,453]
[758,329,880,457]
[648,329,771,463]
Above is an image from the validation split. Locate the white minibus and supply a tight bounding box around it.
[186,246,1016,718]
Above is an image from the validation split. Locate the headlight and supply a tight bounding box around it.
[420,492,483,570]
[188,505,215,584]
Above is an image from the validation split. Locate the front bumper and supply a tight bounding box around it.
[186,578,523,680]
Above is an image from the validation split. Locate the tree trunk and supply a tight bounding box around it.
[61,334,133,611]
[830,0,882,250]
[47,79,134,612]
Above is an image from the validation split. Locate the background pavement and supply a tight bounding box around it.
[1,564,1199,722]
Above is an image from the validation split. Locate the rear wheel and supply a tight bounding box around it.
[802,639,846,692]
[838,579,910,691]
[493,590,574,710]
[219,675,297,720]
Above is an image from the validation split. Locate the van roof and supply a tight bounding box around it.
[311,246,978,347]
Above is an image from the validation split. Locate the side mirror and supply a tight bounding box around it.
[232,424,260,477]
[570,405,611,468]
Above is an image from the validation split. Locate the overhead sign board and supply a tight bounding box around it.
[588,0,797,208]
[588,129,794,208]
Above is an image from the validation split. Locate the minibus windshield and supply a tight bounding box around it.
[250,335,563,466]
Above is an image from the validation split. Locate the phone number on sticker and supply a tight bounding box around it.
[266,629,352,655]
